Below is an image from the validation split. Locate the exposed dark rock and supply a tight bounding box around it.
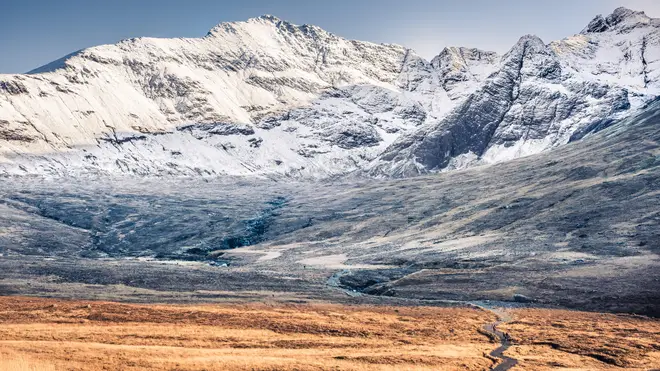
[178,123,255,138]
[512,294,534,303]
[583,15,610,33]
[248,137,263,148]
[0,80,28,95]
[100,134,148,145]
[324,124,382,149]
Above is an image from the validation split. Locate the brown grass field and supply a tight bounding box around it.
[0,297,658,371]
[501,309,660,370]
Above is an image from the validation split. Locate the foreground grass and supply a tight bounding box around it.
[0,297,658,370]
[0,355,55,371]
[0,297,496,371]
[503,309,660,370]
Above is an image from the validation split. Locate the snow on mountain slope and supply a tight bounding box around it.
[0,15,495,177]
[369,7,659,177]
[554,7,659,102]
[430,47,500,101]
[1,8,656,178]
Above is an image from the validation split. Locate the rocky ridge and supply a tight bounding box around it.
[0,7,657,178]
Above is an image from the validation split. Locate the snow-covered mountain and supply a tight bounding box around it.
[0,7,657,178]
[369,7,660,176]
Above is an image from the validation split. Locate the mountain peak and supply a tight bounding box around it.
[206,14,335,41]
[255,14,282,22]
[430,46,499,71]
[206,14,290,36]
[437,46,497,57]
[502,34,548,59]
[582,7,653,34]
[517,34,546,45]
[608,7,647,24]
[500,34,561,80]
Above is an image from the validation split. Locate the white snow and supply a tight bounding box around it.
[0,9,658,178]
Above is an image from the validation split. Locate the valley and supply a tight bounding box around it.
[1,98,658,317]
[0,6,659,371]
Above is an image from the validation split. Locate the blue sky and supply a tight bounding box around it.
[1,0,659,73]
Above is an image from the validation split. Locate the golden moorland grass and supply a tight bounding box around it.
[0,297,659,370]
[502,308,660,371]
[0,297,497,371]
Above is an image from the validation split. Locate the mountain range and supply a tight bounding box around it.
[0,7,658,178]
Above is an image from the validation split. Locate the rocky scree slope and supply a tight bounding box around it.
[0,8,658,178]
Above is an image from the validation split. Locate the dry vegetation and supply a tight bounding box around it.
[1,297,659,371]
[0,297,497,371]
[502,309,660,370]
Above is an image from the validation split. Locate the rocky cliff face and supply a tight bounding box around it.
[0,8,657,178]
[369,7,659,177]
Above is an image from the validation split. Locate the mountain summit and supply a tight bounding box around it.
[582,7,657,33]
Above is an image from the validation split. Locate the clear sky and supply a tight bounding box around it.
[1,0,659,73]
